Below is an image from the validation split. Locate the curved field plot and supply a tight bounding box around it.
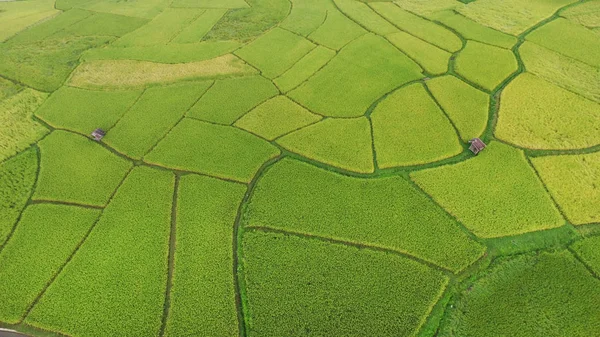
[432,11,517,49]
[0,0,58,42]
[411,142,563,238]
[454,41,518,91]
[438,251,600,337]
[55,0,170,19]
[334,0,398,35]
[280,0,334,37]
[496,73,600,150]
[289,34,423,117]
[394,0,460,18]
[307,8,366,50]
[144,118,280,183]
[245,159,485,272]
[386,31,451,75]
[571,236,600,276]
[273,46,336,93]
[371,83,462,167]
[242,230,450,337]
[531,152,600,225]
[277,117,375,174]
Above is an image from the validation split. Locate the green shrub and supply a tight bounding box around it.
[273,46,336,93]
[0,204,99,323]
[455,41,518,91]
[526,18,600,68]
[289,34,422,117]
[531,152,600,225]
[35,86,142,135]
[203,0,290,42]
[438,251,600,337]
[187,76,278,125]
[426,75,489,141]
[235,28,316,79]
[170,9,227,43]
[165,174,246,337]
[0,89,49,161]
[371,83,462,167]
[145,118,280,183]
[334,0,398,35]
[6,9,93,44]
[26,166,174,337]
[82,41,241,64]
[280,0,333,36]
[115,8,203,46]
[370,2,462,52]
[386,31,451,75]
[0,0,58,42]
[35,131,132,207]
[0,148,37,247]
[519,41,600,103]
[308,9,367,50]
[51,12,148,38]
[411,141,564,238]
[242,230,450,336]
[105,81,212,159]
[245,158,485,271]
[234,96,322,140]
[277,118,375,174]
[571,236,600,276]
[171,0,247,8]
[457,0,576,35]
[495,73,600,149]
[432,10,517,49]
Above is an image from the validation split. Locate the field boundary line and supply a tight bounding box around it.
[28,199,104,210]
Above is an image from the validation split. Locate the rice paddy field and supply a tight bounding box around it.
[0,0,599,336]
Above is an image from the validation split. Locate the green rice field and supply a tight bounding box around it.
[0,0,599,336]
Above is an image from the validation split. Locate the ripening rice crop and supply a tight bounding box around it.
[334,0,398,35]
[411,142,564,238]
[495,73,600,150]
[26,166,174,337]
[454,41,518,91]
[371,83,462,167]
[0,89,48,161]
[307,9,367,50]
[386,31,451,75]
[438,251,600,337]
[171,0,248,8]
[289,34,423,117]
[170,9,227,43]
[242,230,450,337]
[0,0,58,42]
[35,131,132,207]
[165,174,246,337]
[104,81,212,159]
[51,12,148,39]
[393,0,459,18]
[273,46,336,93]
[457,0,577,35]
[530,151,600,225]
[280,0,333,37]
[6,9,93,44]
[0,148,37,247]
[0,204,99,323]
[57,0,170,19]
[432,11,517,49]
[571,236,600,276]
[114,8,203,47]
[519,41,600,103]
[234,96,322,140]
[561,0,600,28]
[426,75,490,141]
[244,158,485,272]
[187,76,278,125]
[144,118,280,183]
[526,18,600,68]
[35,86,142,135]
[276,117,375,174]
[369,2,462,52]
[0,78,22,101]
[234,28,316,79]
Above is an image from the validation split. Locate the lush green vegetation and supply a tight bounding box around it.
[0,0,58,42]
[35,131,132,206]
[0,78,23,101]
[145,118,280,183]
[0,204,99,323]
[245,158,484,272]
[561,0,600,28]
[277,118,375,173]
[455,41,518,91]
[273,46,336,93]
[426,75,489,141]
[55,0,170,19]
[165,174,246,337]
[371,83,462,167]
[242,230,449,336]
[171,9,227,43]
[234,96,322,140]
[432,11,517,49]
[386,31,451,75]
[495,73,600,150]
[52,12,148,39]
[412,142,564,238]
[26,166,174,337]
[334,0,398,36]
[438,251,600,337]
[571,235,600,276]
[392,0,459,18]
[308,9,367,50]
[531,152,600,225]
[280,0,333,37]
[0,148,37,247]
